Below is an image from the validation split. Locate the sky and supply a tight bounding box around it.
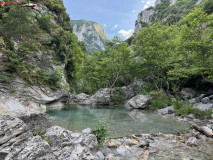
[63,0,156,40]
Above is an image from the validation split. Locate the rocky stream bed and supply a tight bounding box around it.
[0,111,213,160]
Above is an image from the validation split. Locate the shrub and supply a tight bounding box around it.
[33,131,50,144]
[110,87,125,105]
[93,121,108,148]
[0,74,15,83]
[147,90,173,110]
[203,0,213,14]
[175,106,213,119]
[37,14,52,33]
[18,42,39,54]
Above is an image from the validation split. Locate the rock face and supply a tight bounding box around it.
[134,0,200,34]
[127,95,150,109]
[71,20,109,53]
[16,112,51,133]
[134,8,155,34]
[0,113,110,160]
[0,78,70,113]
[0,114,54,160]
[44,126,99,160]
[0,1,71,113]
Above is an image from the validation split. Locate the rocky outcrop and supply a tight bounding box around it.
[0,113,114,160]
[16,112,51,133]
[187,89,213,111]
[127,95,151,109]
[155,0,162,5]
[71,79,145,105]
[0,114,54,160]
[134,0,200,34]
[44,126,99,160]
[71,20,109,53]
[180,88,197,99]
[134,8,154,34]
[155,0,177,6]
[0,77,70,113]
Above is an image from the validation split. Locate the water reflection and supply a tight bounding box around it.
[46,104,190,137]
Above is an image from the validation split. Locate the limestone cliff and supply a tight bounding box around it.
[0,0,83,112]
[134,0,203,34]
[71,20,109,53]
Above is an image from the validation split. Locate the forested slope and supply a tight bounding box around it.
[77,0,213,96]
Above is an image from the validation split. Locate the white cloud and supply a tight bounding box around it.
[104,24,107,28]
[147,0,151,5]
[144,5,148,9]
[114,24,118,29]
[143,0,155,9]
[118,29,134,39]
[132,10,136,13]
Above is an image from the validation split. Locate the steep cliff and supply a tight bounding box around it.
[134,0,203,34]
[0,0,84,112]
[71,20,109,53]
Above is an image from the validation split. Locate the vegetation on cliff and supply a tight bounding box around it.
[0,0,84,90]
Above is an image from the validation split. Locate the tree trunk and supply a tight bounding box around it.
[192,124,213,138]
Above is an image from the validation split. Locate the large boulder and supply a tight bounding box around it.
[91,88,111,105]
[180,88,197,99]
[127,95,151,109]
[0,114,54,160]
[16,112,51,133]
[44,126,99,160]
[193,103,213,111]
[72,93,91,104]
[201,97,213,104]
[158,106,174,115]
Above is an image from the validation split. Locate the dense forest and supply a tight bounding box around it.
[76,0,213,95]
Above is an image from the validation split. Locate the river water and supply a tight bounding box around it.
[46,104,190,137]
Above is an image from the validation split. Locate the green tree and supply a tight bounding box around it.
[76,36,132,94]
[0,6,37,38]
[169,8,213,85]
[134,23,179,91]
[203,0,213,14]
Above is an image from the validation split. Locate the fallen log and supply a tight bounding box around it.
[191,124,213,138]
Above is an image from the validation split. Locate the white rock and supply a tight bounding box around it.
[158,106,174,115]
[193,103,213,111]
[127,95,151,109]
[186,137,198,147]
[82,128,92,134]
[96,151,105,160]
[180,88,196,99]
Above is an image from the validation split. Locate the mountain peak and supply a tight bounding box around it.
[71,20,109,54]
